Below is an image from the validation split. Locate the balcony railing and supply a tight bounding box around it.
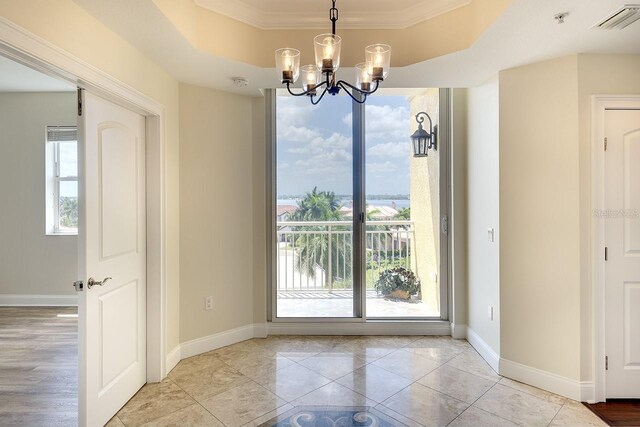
[276,220,414,292]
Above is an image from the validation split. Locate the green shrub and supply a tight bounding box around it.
[374,267,420,297]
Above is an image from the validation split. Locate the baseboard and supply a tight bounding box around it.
[466,327,500,373]
[179,323,261,359]
[267,321,452,336]
[166,345,181,374]
[581,381,595,403]
[254,322,268,338]
[499,357,583,401]
[450,323,467,339]
[0,294,78,306]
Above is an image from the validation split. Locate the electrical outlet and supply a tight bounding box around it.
[205,296,213,310]
[488,305,494,321]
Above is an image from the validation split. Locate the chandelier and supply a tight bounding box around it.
[274,0,391,104]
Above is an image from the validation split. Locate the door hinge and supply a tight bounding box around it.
[77,88,83,117]
[441,215,449,235]
[605,246,608,261]
[605,356,608,371]
[604,137,608,151]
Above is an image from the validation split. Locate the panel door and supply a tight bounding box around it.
[78,91,146,426]
[605,109,640,398]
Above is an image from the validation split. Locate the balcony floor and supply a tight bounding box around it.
[276,290,439,318]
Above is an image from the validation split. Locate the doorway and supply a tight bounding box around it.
[0,22,168,425]
[603,108,640,398]
[593,96,640,402]
[0,56,79,425]
[269,88,450,322]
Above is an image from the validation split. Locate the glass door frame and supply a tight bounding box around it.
[266,88,452,323]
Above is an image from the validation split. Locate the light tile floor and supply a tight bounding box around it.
[108,336,606,427]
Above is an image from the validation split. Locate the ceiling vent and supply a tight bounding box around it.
[594,4,640,29]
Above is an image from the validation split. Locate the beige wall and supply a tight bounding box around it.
[497,54,640,384]
[466,76,500,353]
[0,92,77,296]
[499,56,581,380]
[179,83,257,342]
[576,54,640,381]
[409,89,440,311]
[0,0,181,353]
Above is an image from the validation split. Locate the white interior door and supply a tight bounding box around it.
[604,109,640,398]
[77,90,147,426]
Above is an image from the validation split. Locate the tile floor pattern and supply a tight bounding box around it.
[107,336,607,427]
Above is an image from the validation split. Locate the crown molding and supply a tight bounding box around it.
[194,0,471,30]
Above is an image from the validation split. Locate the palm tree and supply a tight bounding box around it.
[394,207,411,220]
[290,187,351,291]
[289,187,341,222]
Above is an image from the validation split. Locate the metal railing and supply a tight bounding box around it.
[276,220,414,292]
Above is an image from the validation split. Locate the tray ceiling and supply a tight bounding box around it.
[194,0,472,29]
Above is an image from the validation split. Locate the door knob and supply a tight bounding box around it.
[87,277,112,289]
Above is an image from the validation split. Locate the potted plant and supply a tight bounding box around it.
[375,267,420,300]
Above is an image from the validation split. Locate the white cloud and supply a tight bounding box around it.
[367,161,397,174]
[280,125,320,142]
[367,141,410,159]
[342,112,352,126]
[365,104,410,142]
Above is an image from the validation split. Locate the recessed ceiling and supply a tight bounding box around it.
[73,0,640,96]
[0,55,75,93]
[194,0,472,29]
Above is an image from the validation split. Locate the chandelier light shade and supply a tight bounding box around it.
[301,65,320,93]
[354,63,372,92]
[276,48,300,84]
[314,34,342,73]
[365,44,391,81]
[411,112,438,157]
[275,0,390,104]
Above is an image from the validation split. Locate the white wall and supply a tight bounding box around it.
[0,92,77,297]
[466,76,500,356]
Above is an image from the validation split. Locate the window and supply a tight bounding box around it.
[46,126,78,235]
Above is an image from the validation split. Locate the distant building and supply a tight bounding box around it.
[339,204,399,220]
[277,205,298,242]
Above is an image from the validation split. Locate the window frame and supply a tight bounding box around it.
[45,126,78,236]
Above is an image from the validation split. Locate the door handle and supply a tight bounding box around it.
[87,277,112,289]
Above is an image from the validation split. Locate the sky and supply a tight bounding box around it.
[276,91,411,197]
[58,141,78,198]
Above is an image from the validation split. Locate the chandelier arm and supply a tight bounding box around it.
[337,79,380,96]
[285,80,329,97]
[336,81,367,104]
[310,86,329,105]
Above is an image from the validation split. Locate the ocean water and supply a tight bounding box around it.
[277,198,410,209]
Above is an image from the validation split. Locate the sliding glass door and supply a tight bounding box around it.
[271,88,447,321]
[275,92,355,318]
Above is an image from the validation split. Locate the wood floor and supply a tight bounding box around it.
[0,306,78,426]
[586,400,640,426]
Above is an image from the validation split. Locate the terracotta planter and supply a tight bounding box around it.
[388,289,410,300]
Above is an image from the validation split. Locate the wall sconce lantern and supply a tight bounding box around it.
[411,112,438,157]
